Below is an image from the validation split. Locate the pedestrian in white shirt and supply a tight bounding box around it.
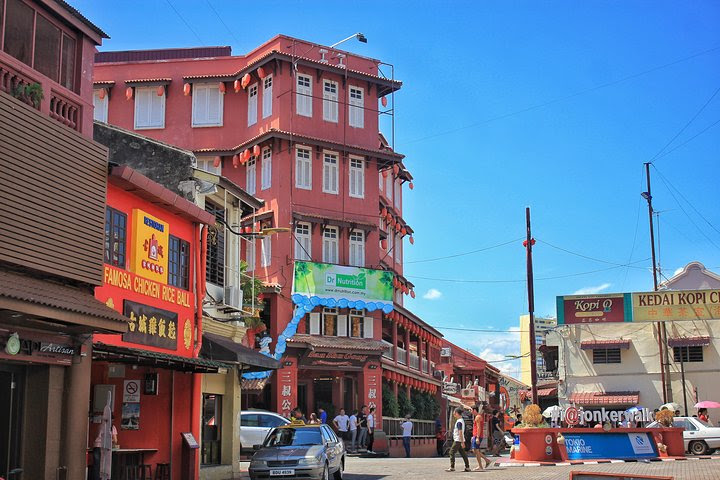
[401,414,413,458]
[333,408,350,441]
[367,406,376,453]
[349,409,359,452]
[446,407,470,472]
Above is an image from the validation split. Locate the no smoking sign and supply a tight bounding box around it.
[123,380,141,403]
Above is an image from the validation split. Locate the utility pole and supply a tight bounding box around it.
[525,207,538,404]
[643,162,672,403]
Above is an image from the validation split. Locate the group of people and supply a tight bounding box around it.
[288,405,377,454]
[446,405,506,472]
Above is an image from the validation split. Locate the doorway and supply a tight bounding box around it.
[313,379,334,417]
[0,366,24,479]
[343,377,356,412]
[297,384,307,416]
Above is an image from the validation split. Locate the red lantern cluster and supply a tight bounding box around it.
[383,370,438,393]
[125,87,133,100]
[241,73,252,89]
[183,83,191,96]
[213,156,222,168]
[253,145,261,157]
[219,82,226,94]
[257,66,268,79]
[98,88,107,100]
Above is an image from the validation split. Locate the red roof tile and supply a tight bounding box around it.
[580,339,632,350]
[667,336,711,347]
[568,391,640,406]
[242,377,270,392]
[288,334,389,352]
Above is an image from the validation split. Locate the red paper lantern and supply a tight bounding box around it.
[232,154,239,168]
[382,169,388,178]
[381,96,388,107]
[257,66,267,79]
[241,73,252,89]
[409,236,415,245]
[213,156,221,168]
[392,164,400,176]
[390,217,396,227]
[409,182,414,190]
[156,85,164,97]
[253,145,261,157]
[219,82,226,94]
[381,207,387,217]
[183,83,191,96]
[401,227,407,236]
[125,87,133,100]
[410,290,415,299]
[381,239,388,250]
[242,149,251,161]
[386,213,393,223]
[234,79,241,93]
[395,223,401,232]
[244,226,252,234]
[98,88,106,100]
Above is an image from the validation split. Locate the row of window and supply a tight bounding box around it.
[294,223,366,267]
[296,74,365,128]
[244,235,272,272]
[294,148,365,197]
[591,346,704,365]
[308,308,374,338]
[104,207,190,289]
[244,148,272,195]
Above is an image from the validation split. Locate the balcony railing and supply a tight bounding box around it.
[381,340,394,360]
[382,417,436,438]
[397,347,407,365]
[1,53,84,133]
[409,353,419,370]
[422,358,429,373]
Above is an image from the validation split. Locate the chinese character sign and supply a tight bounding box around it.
[123,300,178,350]
[130,209,170,284]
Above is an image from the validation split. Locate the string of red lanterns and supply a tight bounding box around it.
[382,370,438,393]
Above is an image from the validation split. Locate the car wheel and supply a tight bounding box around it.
[333,458,344,480]
[689,440,709,455]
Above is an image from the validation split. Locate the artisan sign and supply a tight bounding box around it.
[299,351,369,369]
[632,289,720,322]
[557,294,631,324]
[558,289,720,324]
[123,300,179,350]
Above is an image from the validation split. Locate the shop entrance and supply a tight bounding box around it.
[313,378,334,417]
[0,366,24,479]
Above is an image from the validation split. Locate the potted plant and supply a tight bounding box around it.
[11,82,44,108]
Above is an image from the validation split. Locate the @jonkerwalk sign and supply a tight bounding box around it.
[557,288,720,324]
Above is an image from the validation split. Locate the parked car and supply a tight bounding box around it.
[647,416,720,455]
[240,410,290,453]
[249,423,346,480]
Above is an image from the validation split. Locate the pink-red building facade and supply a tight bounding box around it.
[93,35,443,426]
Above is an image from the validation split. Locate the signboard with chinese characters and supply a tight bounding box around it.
[123,300,178,350]
[299,350,369,370]
[292,261,393,305]
[632,289,720,322]
[130,209,170,284]
[557,294,631,325]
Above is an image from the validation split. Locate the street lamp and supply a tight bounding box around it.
[330,33,368,48]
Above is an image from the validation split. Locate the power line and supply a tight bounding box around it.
[406,237,524,264]
[205,0,242,46]
[165,0,204,45]
[621,166,647,290]
[537,239,640,266]
[653,117,720,161]
[435,326,526,333]
[406,44,720,144]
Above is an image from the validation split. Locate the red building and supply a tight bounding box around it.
[91,164,219,480]
[92,35,443,429]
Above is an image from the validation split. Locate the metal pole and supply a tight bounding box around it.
[680,349,688,416]
[644,163,670,404]
[525,207,538,404]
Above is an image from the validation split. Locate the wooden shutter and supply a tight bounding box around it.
[363,317,374,338]
[309,312,320,335]
[337,315,348,337]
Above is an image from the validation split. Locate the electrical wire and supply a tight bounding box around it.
[164,0,204,45]
[205,0,242,46]
[653,117,720,161]
[537,239,643,267]
[406,44,720,144]
[621,165,647,290]
[405,237,524,264]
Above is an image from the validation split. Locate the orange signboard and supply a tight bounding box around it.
[130,209,169,283]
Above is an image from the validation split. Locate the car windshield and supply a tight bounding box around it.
[263,427,322,447]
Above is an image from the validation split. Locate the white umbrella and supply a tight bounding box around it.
[543,405,562,417]
[659,402,681,412]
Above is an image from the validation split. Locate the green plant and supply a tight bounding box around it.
[398,390,414,417]
[11,82,43,108]
[382,382,399,418]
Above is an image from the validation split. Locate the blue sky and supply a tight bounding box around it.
[75,1,720,378]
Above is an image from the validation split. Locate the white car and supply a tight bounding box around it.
[240,410,290,453]
[648,416,720,455]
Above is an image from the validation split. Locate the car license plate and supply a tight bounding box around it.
[270,469,294,476]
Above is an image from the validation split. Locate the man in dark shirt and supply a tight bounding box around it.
[357,405,368,450]
[490,410,504,456]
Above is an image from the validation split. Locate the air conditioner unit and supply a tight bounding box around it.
[224,285,243,310]
[461,388,475,399]
[440,347,451,357]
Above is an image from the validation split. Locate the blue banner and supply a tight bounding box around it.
[563,432,657,460]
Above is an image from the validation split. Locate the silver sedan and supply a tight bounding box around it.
[648,416,720,455]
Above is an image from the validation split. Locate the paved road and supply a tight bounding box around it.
[239,456,720,479]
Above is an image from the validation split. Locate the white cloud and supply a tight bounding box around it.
[423,288,443,300]
[446,326,524,379]
[572,283,611,295]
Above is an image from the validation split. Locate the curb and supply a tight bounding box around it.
[498,456,720,467]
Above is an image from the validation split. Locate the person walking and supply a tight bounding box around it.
[333,408,350,441]
[319,407,328,424]
[357,405,368,450]
[367,406,376,454]
[490,410,505,456]
[446,407,470,472]
[470,406,493,470]
[401,414,413,458]
[349,409,359,452]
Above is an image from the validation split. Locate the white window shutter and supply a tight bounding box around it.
[363,317,374,338]
[337,315,348,337]
[309,313,321,335]
[263,76,273,118]
[208,87,221,125]
[150,92,164,127]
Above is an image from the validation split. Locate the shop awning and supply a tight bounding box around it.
[93,343,231,373]
[569,391,640,406]
[524,386,558,401]
[667,336,710,348]
[0,270,129,333]
[287,334,389,352]
[201,333,281,372]
[580,339,632,350]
